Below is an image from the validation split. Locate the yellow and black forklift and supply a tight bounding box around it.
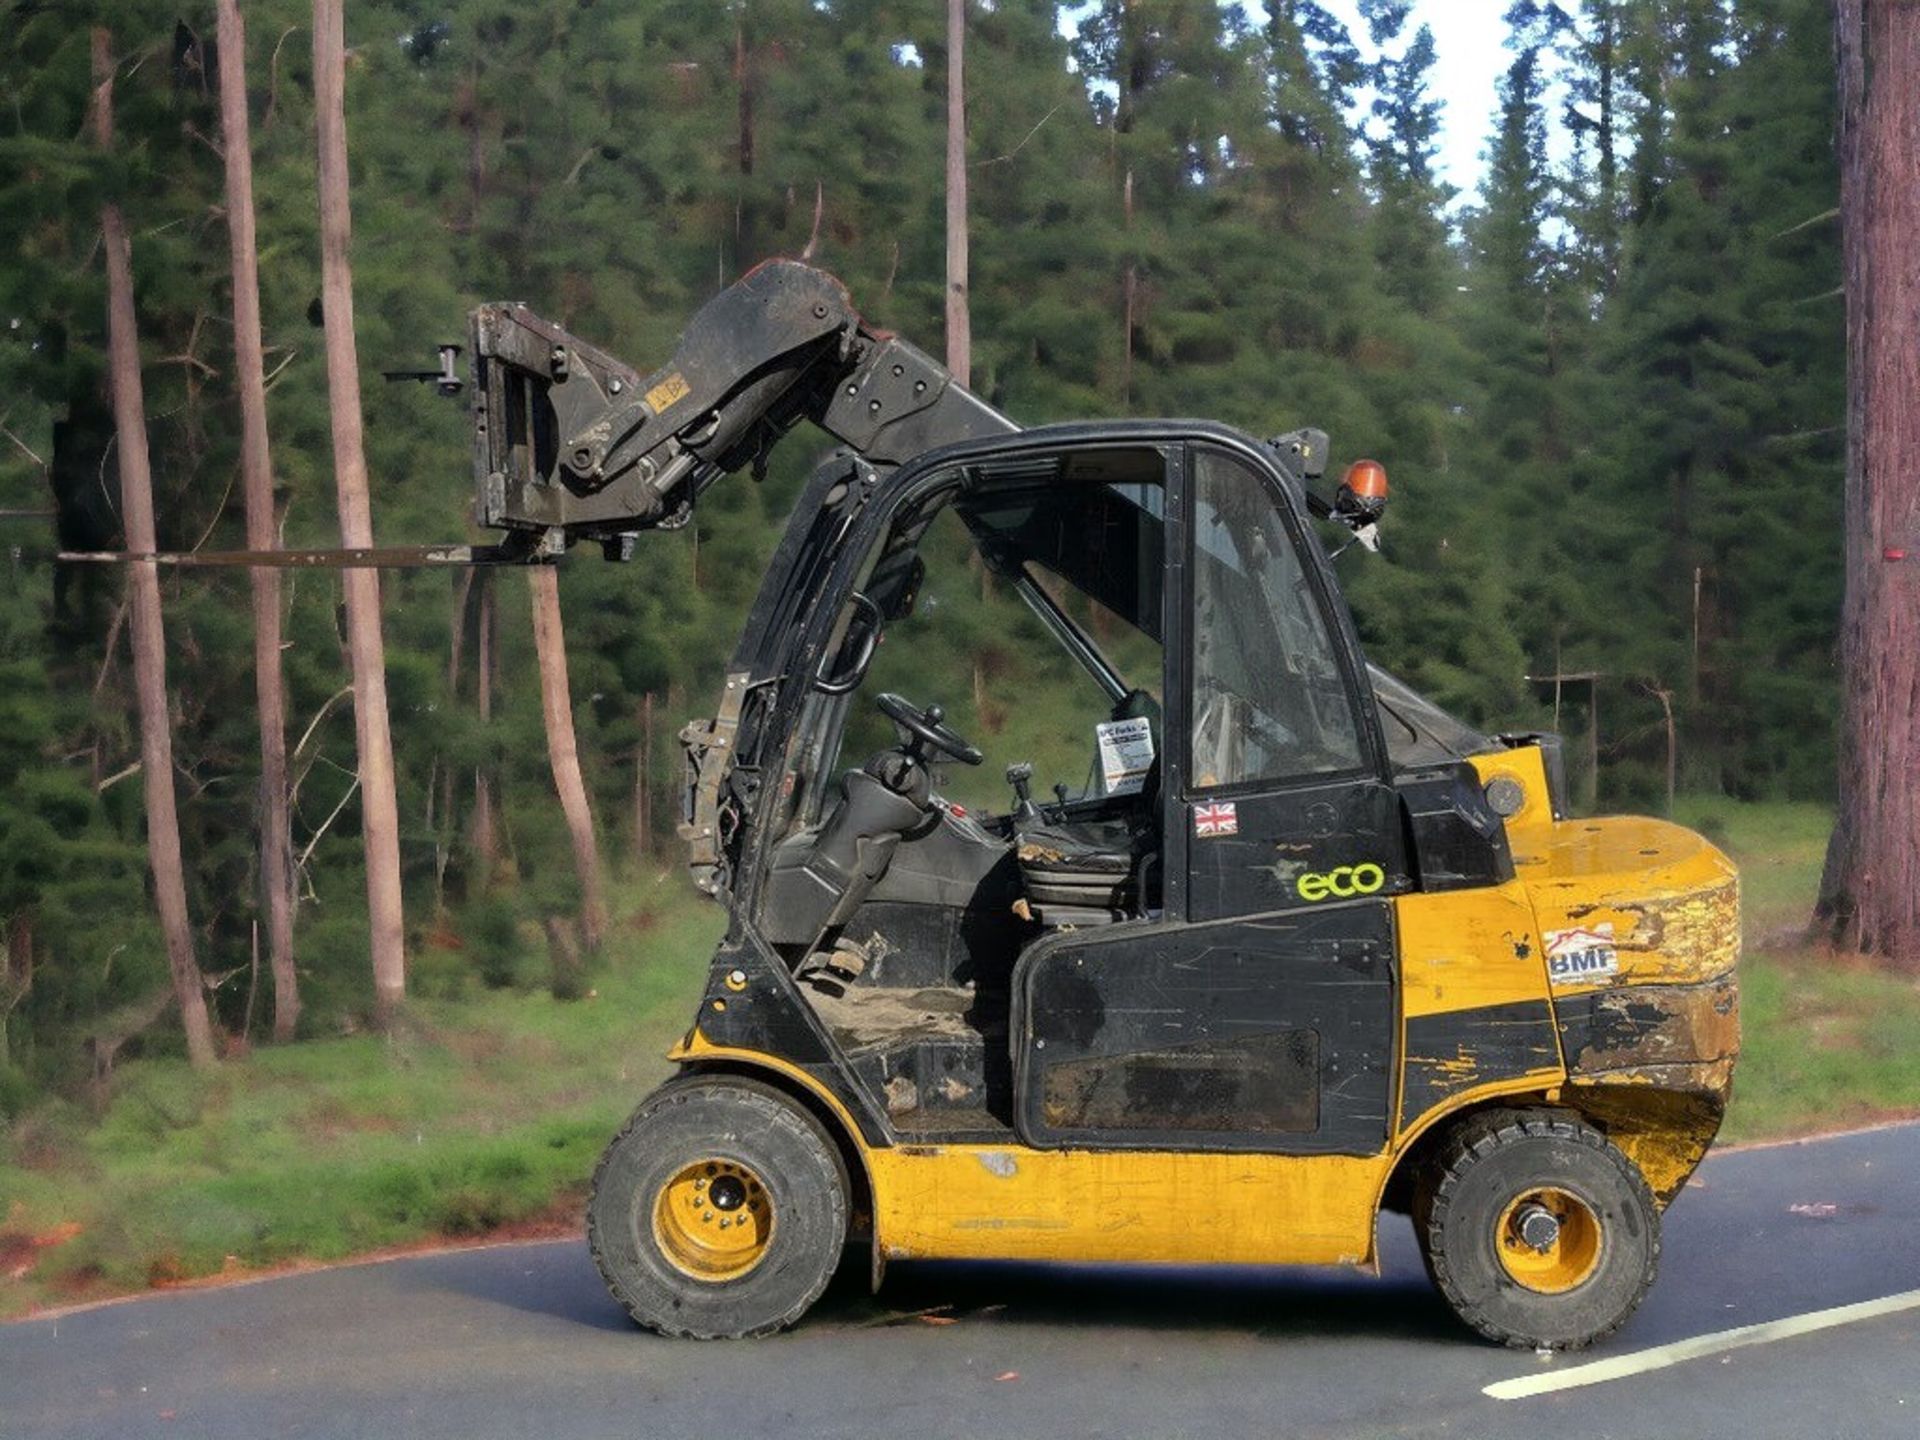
[458,261,1739,1349]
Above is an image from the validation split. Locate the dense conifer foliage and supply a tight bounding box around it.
[0,1,1844,1083]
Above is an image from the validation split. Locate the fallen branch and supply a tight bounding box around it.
[90,598,128,698]
[262,348,298,391]
[264,26,302,129]
[96,760,142,793]
[972,104,1060,168]
[297,771,360,870]
[157,350,220,379]
[292,685,354,764]
[0,419,47,470]
[182,121,224,160]
[563,145,597,186]
[187,463,240,552]
[1768,206,1838,240]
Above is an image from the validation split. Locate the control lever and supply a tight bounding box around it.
[1052,782,1070,820]
[1005,762,1041,820]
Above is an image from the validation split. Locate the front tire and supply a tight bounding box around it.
[588,1076,848,1339]
[1417,1109,1659,1350]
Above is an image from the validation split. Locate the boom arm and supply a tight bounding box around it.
[468,260,1015,555]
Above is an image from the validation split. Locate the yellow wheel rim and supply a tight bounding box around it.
[1495,1186,1603,1294]
[651,1158,774,1282]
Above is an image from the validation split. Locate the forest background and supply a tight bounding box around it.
[0,0,1887,1308]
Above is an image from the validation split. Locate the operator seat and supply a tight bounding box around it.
[761,751,932,947]
[1013,690,1162,924]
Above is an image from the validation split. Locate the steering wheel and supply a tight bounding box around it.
[876,692,984,766]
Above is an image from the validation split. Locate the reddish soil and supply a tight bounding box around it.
[11,1197,586,1322]
[1,1222,85,1284]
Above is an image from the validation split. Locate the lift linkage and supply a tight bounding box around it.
[60,261,1009,573]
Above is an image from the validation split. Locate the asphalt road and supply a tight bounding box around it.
[5,1123,1918,1440]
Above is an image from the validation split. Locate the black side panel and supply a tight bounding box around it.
[1395,763,1516,892]
[1185,779,1409,922]
[693,934,894,1146]
[1013,904,1396,1155]
[1398,999,1561,1132]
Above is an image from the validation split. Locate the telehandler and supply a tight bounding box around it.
[460,260,1739,1349]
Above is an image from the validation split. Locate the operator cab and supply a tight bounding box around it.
[758,444,1168,955]
[732,425,1477,1142]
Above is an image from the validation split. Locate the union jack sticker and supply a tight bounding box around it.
[1193,801,1238,837]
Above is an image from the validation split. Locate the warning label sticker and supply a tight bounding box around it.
[1095,717,1155,797]
[644,371,691,414]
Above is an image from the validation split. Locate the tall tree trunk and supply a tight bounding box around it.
[215,0,298,1042]
[733,8,754,264]
[435,568,475,909]
[1816,0,1920,966]
[944,0,971,386]
[93,29,217,1070]
[634,691,654,862]
[312,0,407,1018]
[1592,0,1621,290]
[472,570,498,880]
[1,916,31,1066]
[529,567,605,950]
[735,10,755,178]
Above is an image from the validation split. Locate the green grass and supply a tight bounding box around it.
[0,875,721,1319]
[4,801,1918,1318]
[1672,798,1920,1143]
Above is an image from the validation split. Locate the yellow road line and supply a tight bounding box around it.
[1484,1288,1920,1400]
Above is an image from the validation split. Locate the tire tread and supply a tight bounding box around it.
[1419,1108,1661,1350]
[587,1075,848,1340]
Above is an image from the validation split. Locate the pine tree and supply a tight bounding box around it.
[945,0,972,385]
[1359,2,1451,314]
[529,568,605,952]
[312,0,407,1021]
[93,25,219,1071]
[214,0,299,1042]
[1562,0,1630,295]
[1818,0,1920,964]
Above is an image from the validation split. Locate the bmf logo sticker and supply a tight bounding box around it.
[1193,802,1238,837]
[1545,923,1619,986]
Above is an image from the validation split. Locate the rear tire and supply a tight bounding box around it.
[1417,1109,1659,1350]
[588,1076,848,1339]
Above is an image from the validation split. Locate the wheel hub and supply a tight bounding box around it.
[1495,1186,1603,1294]
[651,1159,773,1281]
[1513,1202,1562,1254]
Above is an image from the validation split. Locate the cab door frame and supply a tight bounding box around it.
[1009,429,1406,1157]
[1174,437,1411,917]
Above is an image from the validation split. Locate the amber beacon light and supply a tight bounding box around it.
[1343,458,1389,502]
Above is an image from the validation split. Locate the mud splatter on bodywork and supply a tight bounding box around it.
[1527,822,1742,1202]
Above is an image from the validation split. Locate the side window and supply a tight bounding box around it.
[1190,449,1363,788]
